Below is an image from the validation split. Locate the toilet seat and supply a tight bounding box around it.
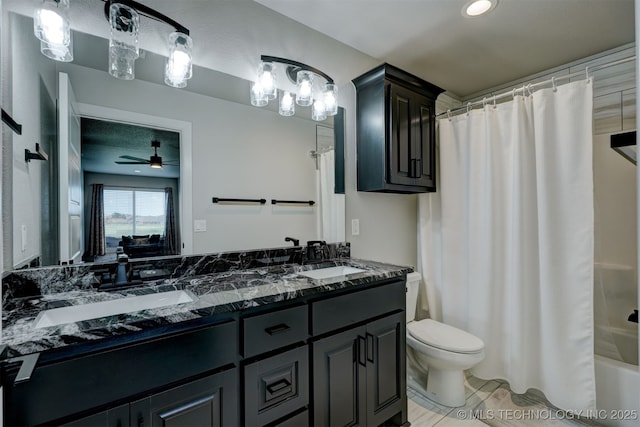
[408,319,484,354]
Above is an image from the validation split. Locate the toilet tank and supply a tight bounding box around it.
[406,272,421,323]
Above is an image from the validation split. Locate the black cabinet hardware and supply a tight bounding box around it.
[265,323,291,335]
[366,333,374,363]
[25,143,49,163]
[266,378,292,395]
[271,199,315,206]
[212,197,266,204]
[358,336,367,367]
[1,109,22,135]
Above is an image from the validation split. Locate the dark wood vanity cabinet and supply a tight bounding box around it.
[311,282,407,427]
[4,319,239,427]
[353,63,444,193]
[3,277,407,427]
[62,371,237,427]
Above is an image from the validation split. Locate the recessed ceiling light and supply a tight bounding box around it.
[134,169,141,173]
[463,0,497,17]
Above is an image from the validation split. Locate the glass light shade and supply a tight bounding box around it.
[279,91,295,116]
[34,0,70,47]
[323,83,338,116]
[312,99,327,121]
[109,3,140,80]
[296,70,314,106]
[258,62,277,100]
[165,32,193,88]
[40,37,73,62]
[250,81,268,107]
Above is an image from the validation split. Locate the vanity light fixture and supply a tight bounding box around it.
[34,0,73,61]
[251,56,338,122]
[462,0,498,17]
[33,0,193,88]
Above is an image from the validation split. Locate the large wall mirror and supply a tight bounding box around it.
[1,5,346,269]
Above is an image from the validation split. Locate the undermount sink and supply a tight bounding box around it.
[298,266,366,282]
[33,290,196,329]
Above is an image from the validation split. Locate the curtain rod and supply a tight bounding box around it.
[436,56,636,118]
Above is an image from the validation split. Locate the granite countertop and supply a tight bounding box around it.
[1,257,412,358]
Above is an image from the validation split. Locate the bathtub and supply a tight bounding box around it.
[595,355,640,427]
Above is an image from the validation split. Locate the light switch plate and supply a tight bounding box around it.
[194,219,207,232]
[351,219,360,236]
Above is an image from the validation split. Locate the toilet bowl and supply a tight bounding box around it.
[405,272,485,407]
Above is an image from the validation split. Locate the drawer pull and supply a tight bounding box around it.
[265,323,291,335]
[266,378,292,394]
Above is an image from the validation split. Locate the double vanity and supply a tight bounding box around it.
[1,243,412,426]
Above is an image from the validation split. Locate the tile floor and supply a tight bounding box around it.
[408,374,604,426]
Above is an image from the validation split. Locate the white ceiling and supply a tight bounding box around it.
[256,0,635,97]
[5,0,635,98]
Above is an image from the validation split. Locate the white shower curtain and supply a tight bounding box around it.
[419,80,595,411]
[318,150,345,242]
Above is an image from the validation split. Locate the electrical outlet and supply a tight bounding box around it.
[351,219,360,236]
[194,219,207,232]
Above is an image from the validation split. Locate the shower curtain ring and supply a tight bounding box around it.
[447,109,452,121]
[585,66,591,83]
[482,97,487,108]
[526,84,532,96]
[551,77,557,92]
[512,88,516,98]
[466,102,472,115]
[492,95,497,108]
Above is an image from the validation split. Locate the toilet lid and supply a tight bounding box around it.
[408,319,484,353]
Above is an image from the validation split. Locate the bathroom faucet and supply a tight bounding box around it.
[306,240,328,262]
[284,237,300,246]
[99,254,142,291]
[114,254,130,286]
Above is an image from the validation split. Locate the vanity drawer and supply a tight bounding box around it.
[311,279,405,336]
[244,346,309,427]
[243,305,308,358]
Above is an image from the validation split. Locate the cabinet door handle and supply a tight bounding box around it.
[357,335,367,366]
[366,333,374,363]
[265,323,291,335]
[266,378,292,394]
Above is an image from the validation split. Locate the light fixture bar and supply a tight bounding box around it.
[102,0,190,35]
[260,55,334,84]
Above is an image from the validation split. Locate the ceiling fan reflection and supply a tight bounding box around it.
[115,140,178,169]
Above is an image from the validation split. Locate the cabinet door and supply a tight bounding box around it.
[412,95,436,190]
[388,83,436,190]
[139,369,238,427]
[365,312,407,426]
[388,83,416,186]
[312,326,367,427]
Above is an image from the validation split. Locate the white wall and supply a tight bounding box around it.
[9,12,56,267]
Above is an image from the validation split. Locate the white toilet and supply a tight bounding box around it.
[405,272,485,407]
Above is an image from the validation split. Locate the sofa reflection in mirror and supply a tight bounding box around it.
[119,234,166,259]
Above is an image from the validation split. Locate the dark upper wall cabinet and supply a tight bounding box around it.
[353,64,444,193]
